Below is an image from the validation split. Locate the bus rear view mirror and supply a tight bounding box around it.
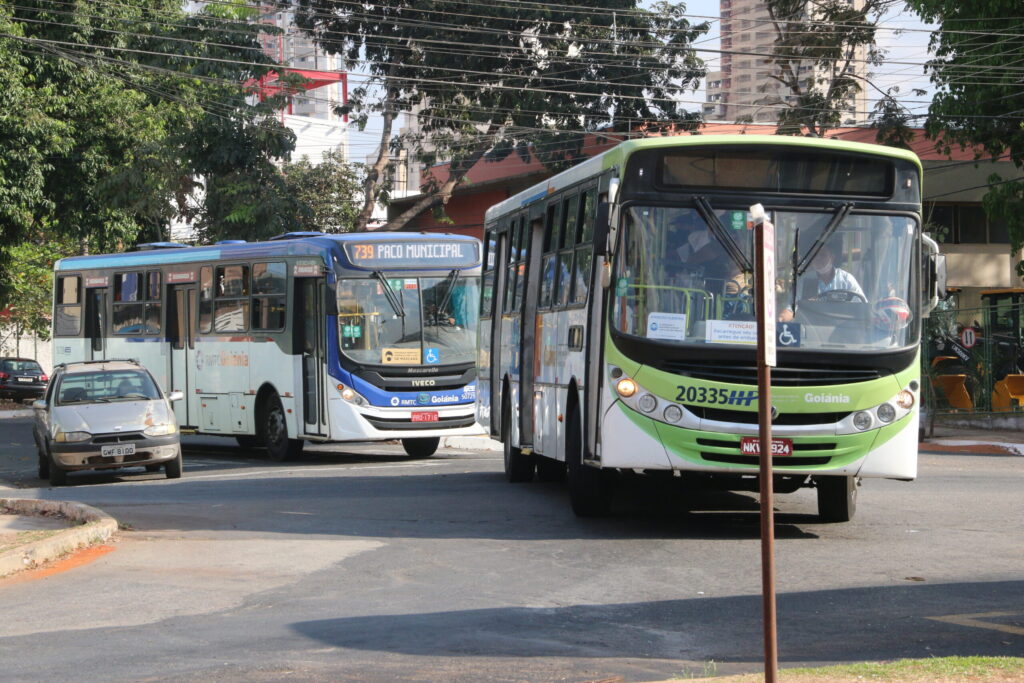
[922,234,945,317]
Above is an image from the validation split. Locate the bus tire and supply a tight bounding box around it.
[261,394,304,462]
[165,448,183,479]
[502,398,534,483]
[566,405,611,517]
[402,437,439,458]
[815,475,857,523]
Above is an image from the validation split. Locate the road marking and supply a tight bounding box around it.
[927,611,1024,636]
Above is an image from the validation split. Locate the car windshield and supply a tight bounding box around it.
[337,274,480,366]
[2,360,42,373]
[56,369,161,405]
[611,205,920,352]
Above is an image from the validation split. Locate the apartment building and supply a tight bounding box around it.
[703,0,869,125]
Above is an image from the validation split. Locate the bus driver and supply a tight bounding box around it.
[778,241,864,322]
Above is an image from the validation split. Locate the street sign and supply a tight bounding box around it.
[761,217,777,367]
[960,327,977,349]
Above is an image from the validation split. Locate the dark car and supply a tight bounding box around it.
[0,357,48,402]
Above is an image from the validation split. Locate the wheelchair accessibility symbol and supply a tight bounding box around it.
[424,347,440,364]
[776,323,801,347]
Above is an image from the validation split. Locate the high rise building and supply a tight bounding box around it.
[703,0,868,125]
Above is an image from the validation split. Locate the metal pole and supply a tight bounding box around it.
[754,209,779,683]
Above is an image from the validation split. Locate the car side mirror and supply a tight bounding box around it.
[32,399,46,410]
[167,390,184,402]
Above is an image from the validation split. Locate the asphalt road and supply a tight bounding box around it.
[0,415,1021,682]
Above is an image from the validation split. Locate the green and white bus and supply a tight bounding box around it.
[477,136,942,520]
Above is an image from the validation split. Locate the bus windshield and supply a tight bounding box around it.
[612,205,920,352]
[338,274,480,366]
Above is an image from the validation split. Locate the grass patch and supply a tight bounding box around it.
[0,528,62,554]
[679,657,1024,681]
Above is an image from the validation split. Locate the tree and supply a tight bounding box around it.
[292,0,708,230]
[904,1,1024,273]
[282,151,365,233]
[764,0,902,136]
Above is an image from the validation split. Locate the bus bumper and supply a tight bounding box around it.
[326,397,485,441]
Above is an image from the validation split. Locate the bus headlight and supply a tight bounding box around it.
[663,404,683,423]
[853,411,873,431]
[637,394,657,413]
[876,403,896,424]
[616,378,638,398]
[896,390,915,409]
[338,385,366,406]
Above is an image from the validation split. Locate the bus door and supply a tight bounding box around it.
[167,284,196,427]
[488,229,510,438]
[517,218,544,449]
[84,287,107,361]
[297,276,327,437]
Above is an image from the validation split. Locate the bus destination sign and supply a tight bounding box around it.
[344,240,478,269]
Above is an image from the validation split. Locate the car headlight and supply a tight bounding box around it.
[143,423,177,437]
[55,430,91,443]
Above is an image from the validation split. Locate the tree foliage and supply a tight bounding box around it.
[904,1,1024,273]
[282,151,364,233]
[765,0,901,136]
[292,0,708,230]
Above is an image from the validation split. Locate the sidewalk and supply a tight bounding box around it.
[920,424,1024,455]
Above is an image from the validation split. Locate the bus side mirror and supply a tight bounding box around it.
[922,234,945,317]
[593,202,611,256]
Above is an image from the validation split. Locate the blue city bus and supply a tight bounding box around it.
[52,232,484,459]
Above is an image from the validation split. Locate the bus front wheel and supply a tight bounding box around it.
[815,475,857,523]
[402,437,439,458]
[261,394,304,462]
[502,399,534,483]
[566,405,611,517]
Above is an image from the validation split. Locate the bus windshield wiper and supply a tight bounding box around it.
[436,269,461,323]
[694,196,752,274]
[796,203,853,276]
[372,270,405,318]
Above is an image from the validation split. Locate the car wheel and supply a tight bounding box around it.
[165,448,183,479]
[815,475,857,523]
[260,393,303,462]
[49,461,67,487]
[37,446,49,479]
[402,437,440,458]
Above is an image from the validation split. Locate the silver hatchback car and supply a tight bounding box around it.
[33,360,184,486]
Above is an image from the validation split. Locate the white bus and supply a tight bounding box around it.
[477,136,942,519]
[52,232,483,460]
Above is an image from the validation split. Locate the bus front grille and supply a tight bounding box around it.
[686,405,852,425]
[651,360,882,386]
[364,414,477,431]
[697,438,836,451]
[700,453,833,467]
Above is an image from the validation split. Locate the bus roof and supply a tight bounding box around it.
[483,135,923,224]
[55,232,481,272]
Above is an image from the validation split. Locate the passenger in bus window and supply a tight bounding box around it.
[667,212,729,288]
[778,241,864,322]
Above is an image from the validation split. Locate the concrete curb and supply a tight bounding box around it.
[0,498,118,578]
[441,435,502,452]
[0,409,32,420]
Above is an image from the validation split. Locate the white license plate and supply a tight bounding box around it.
[16,377,33,383]
[739,437,794,456]
[101,443,136,458]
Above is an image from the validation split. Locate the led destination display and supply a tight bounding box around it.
[344,240,479,269]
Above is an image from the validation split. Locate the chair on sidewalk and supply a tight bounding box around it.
[933,374,974,412]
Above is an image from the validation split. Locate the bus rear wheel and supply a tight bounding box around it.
[815,475,857,523]
[502,399,534,483]
[566,405,611,517]
[402,437,439,458]
[260,394,304,462]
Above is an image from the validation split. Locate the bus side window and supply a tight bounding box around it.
[481,230,495,319]
[199,266,213,333]
[513,215,529,313]
[214,265,250,333]
[572,189,597,305]
[555,195,578,308]
[503,219,519,315]
[252,262,287,331]
[54,275,82,337]
[539,203,558,309]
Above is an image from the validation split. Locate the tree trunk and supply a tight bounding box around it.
[356,88,398,231]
